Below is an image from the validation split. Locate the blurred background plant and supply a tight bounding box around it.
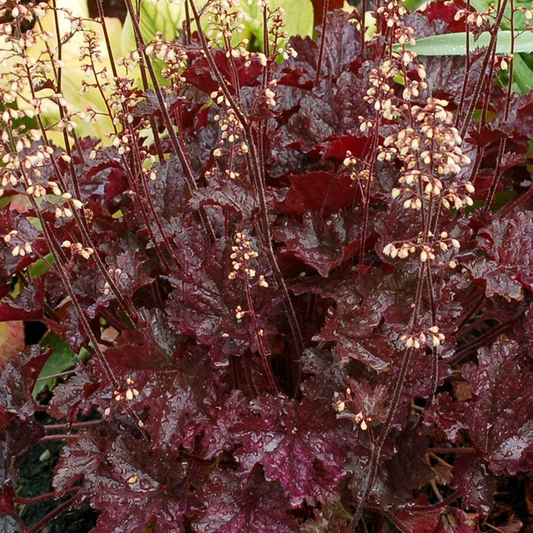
[3,0,533,149]
[0,0,317,143]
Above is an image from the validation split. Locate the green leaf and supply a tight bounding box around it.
[121,0,187,56]
[33,333,79,397]
[469,0,491,14]
[240,0,314,51]
[468,0,531,31]
[403,31,533,56]
[511,53,533,94]
[121,0,212,85]
[402,0,429,11]
[28,253,55,278]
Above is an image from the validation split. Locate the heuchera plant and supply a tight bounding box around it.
[1,0,533,532]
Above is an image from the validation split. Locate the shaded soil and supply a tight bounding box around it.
[16,414,98,533]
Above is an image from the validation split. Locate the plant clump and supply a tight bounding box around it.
[1,0,533,532]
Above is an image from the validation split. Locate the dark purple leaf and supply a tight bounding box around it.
[425,392,467,442]
[190,175,258,221]
[91,439,189,533]
[47,368,100,423]
[103,327,176,374]
[463,340,533,475]
[343,378,389,425]
[471,212,533,298]
[1,417,44,518]
[142,370,209,452]
[374,430,433,508]
[0,346,53,422]
[165,224,283,368]
[53,429,108,493]
[494,92,533,139]
[58,432,190,533]
[200,389,249,460]
[275,211,360,277]
[422,55,485,106]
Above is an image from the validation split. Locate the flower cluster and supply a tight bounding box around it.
[334,388,373,431]
[228,232,268,288]
[400,326,446,349]
[382,98,473,213]
[383,230,461,263]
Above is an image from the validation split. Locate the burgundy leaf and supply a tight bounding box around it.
[53,429,108,493]
[193,470,298,533]
[92,439,189,533]
[423,0,468,33]
[494,92,533,139]
[0,279,44,322]
[48,368,100,423]
[200,389,249,460]
[234,397,347,507]
[190,176,258,221]
[103,327,176,374]
[0,346,53,423]
[59,432,190,533]
[275,212,360,278]
[165,224,283,368]
[276,171,357,217]
[319,134,368,162]
[450,454,496,514]
[0,482,17,515]
[422,55,485,105]
[425,392,467,442]
[343,378,389,425]
[374,430,433,507]
[313,270,396,371]
[1,417,44,515]
[142,370,209,452]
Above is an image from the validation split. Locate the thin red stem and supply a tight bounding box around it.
[122,0,216,243]
[14,487,80,506]
[45,420,102,431]
[451,318,516,364]
[26,496,78,533]
[459,0,509,138]
[428,446,475,454]
[244,276,280,394]
[314,0,330,86]
[40,434,81,442]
